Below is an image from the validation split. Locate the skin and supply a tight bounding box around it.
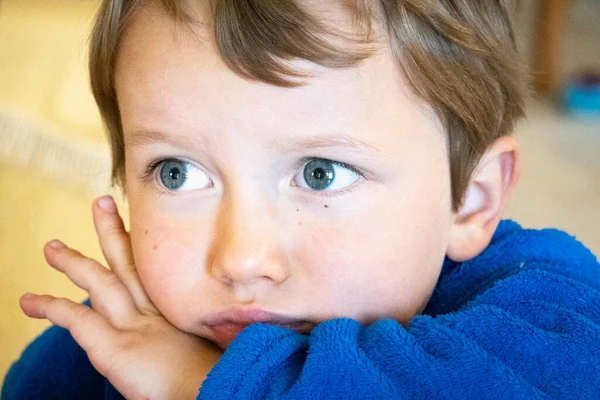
[20,2,521,398]
[21,200,221,400]
[116,3,454,350]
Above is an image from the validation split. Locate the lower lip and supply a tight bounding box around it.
[209,321,312,349]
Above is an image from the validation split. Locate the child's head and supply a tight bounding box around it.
[89,0,527,349]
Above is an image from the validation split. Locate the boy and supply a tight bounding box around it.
[3,0,600,399]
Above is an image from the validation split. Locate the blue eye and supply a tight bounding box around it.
[294,158,360,191]
[157,159,211,191]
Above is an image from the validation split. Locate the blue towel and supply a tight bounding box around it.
[3,220,600,399]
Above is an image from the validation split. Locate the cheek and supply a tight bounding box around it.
[298,187,450,324]
[129,210,209,325]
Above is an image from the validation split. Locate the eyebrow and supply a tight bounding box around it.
[268,135,382,153]
[126,129,381,153]
[126,129,207,150]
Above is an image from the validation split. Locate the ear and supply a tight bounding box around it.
[446,135,522,262]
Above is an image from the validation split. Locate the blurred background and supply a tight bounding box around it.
[1,0,599,382]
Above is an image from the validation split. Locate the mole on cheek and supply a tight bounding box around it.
[152,244,158,250]
[324,204,329,208]
[298,221,302,226]
[144,230,148,235]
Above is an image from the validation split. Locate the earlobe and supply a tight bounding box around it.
[447,136,522,262]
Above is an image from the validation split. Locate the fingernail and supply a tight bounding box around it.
[98,195,117,213]
[48,240,65,249]
[22,293,35,299]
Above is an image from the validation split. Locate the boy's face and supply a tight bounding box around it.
[116,4,454,349]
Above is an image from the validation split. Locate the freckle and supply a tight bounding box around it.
[298,221,302,226]
[152,244,158,250]
[296,209,299,212]
[324,204,329,208]
[144,230,148,235]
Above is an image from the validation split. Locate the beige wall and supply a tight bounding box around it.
[0,0,126,381]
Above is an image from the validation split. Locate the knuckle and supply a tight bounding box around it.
[101,271,124,292]
[62,247,84,260]
[121,262,137,273]
[104,223,127,238]
[46,297,79,328]
[80,256,100,270]
[60,249,94,268]
[70,308,94,338]
[73,304,92,321]
[48,296,67,309]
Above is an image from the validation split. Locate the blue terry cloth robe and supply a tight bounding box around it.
[3,220,600,399]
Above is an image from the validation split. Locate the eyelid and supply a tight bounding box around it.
[292,157,364,178]
[140,156,366,197]
[291,157,365,197]
[141,157,175,181]
[141,157,212,192]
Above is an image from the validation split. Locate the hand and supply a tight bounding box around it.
[20,196,222,400]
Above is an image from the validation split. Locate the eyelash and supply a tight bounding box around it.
[140,157,187,197]
[142,157,177,181]
[141,156,366,197]
[291,157,365,198]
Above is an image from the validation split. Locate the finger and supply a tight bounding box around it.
[93,196,157,314]
[44,240,137,323]
[20,293,119,375]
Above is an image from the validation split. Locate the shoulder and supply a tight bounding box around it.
[425,220,600,317]
[414,222,600,397]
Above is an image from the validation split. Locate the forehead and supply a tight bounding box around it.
[114,2,440,146]
[115,0,367,86]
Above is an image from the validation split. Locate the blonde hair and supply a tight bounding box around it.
[89,0,528,211]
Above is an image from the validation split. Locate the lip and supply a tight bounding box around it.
[205,307,311,327]
[204,308,314,348]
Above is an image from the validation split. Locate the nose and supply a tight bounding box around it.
[208,193,290,289]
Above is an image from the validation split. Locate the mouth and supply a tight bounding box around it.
[204,308,314,349]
